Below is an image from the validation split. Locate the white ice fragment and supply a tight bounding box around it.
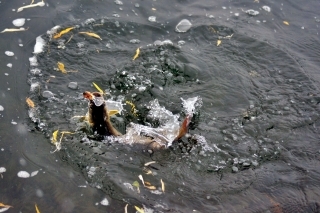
[12,18,25,27]
[235,13,239,16]
[31,170,39,177]
[148,16,156,22]
[0,207,10,212]
[33,36,45,54]
[246,9,259,16]
[7,63,12,68]
[11,121,17,125]
[175,19,192,32]
[17,171,30,178]
[29,55,38,66]
[5,51,14,56]
[262,6,271,12]
[19,43,23,47]
[100,198,109,206]
[114,0,123,5]
[0,167,6,173]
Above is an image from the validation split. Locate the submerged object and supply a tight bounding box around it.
[83,91,191,150]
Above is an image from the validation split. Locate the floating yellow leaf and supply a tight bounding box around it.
[92,82,104,93]
[52,130,59,144]
[53,27,74,39]
[57,62,67,74]
[133,48,140,60]
[108,110,119,116]
[283,21,289,25]
[35,204,40,213]
[217,40,222,46]
[144,185,156,190]
[161,179,165,192]
[79,32,102,40]
[124,204,128,213]
[132,181,140,193]
[134,206,145,213]
[126,101,138,116]
[0,203,12,208]
[26,97,35,108]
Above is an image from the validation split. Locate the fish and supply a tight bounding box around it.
[83,91,191,150]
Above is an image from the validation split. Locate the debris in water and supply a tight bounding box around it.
[144,161,156,166]
[283,21,290,25]
[246,9,259,16]
[12,18,26,27]
[17,171,30,178]
[100,198,109,206]
[175,19,192,32]
[161,179,165,192]
[7,63,12,68]
[42,90,54,98]
[26,97,35,108]
[0,106,4,111]
[4,51,14,56]
[132,181,140,193]
[138,174,145,186]
[57,62,67,73]
[217,40,222,46]
[68,82,78,90]
[0,202,12,211]
[31,170,39,177]
[126,101,138,116]
[134,206,145,213]
[79,32,102,40]
[53,27,74,39]
[262,6,271,12]
[92,82,104,93]
[35,204,40,213]
[17,1,45,12]
[124,204,128,213]
[33,36,45,54]
[1,27,28,33]
[132,47,140,60]
[148,16,156,22]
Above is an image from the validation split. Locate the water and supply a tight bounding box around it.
[1,0,320,212]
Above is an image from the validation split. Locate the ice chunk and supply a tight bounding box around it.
[175,19,192,32]
[17,171,30,178]
[5,51,14,56]
[12,18,25,27]
[262,6,271,12]
[100,198,109,206]
[29,56,38,66]
[246,9,259,16]
[148,16,156,22]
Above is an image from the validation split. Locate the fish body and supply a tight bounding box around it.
[83,91,190,150]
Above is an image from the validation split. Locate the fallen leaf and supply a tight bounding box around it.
[144,185,156,190]
[126,101,138,116]
[57,62,67,74]
[134,206,145,213]
[133,47,140,60]
[35,204,40,213]
[53,27,74,39]
[217,40,222,46]
[124,204,128,213]
[0,203,12,208]
[161,179,165,192]
[144,161,156,166]
[79,32,102,40]
[152,8,156,11]
[92,82,104,93]
[26,97,35,108]
[1,28,28,33]
[132,181,140,193]
[108,110,119,116]
[52,130,59,144]
[17,1,45,12]
[283,21,289,25]
[138,174,145,186]
[144,181,151,186]
[143,168,153,175]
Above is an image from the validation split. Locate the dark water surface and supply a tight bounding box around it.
[1,0,320,212]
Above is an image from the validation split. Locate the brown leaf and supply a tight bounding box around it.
[133,48,140,60]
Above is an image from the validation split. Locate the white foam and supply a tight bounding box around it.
[12,18,25,27]
[7,63,12,68]
[33,36,45,54]
[47,25,60,36]
[0,105,4,111]
[262,6,271,12]
[31,170,39,177]
[29,55,38,66]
